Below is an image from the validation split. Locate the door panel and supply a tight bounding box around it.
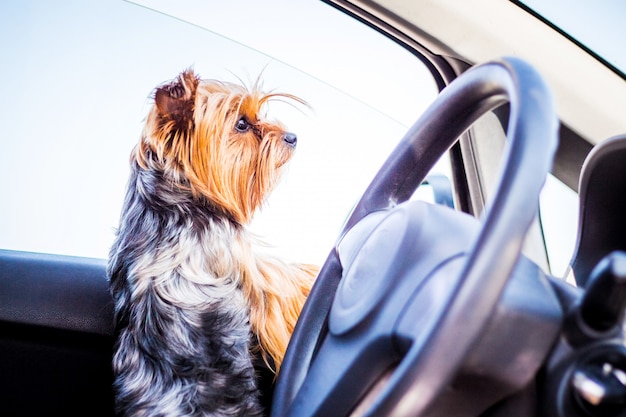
[0,250,115,416]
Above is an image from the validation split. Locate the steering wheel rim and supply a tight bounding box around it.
[272,57,558,416]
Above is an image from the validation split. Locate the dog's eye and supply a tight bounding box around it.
[235,117,250,133]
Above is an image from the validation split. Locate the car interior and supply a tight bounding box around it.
[1,1,625,416]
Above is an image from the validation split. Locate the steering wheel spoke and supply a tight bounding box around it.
[288,320,397,416]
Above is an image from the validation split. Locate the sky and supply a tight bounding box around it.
[0,0,585,277]
[0,0,438,266]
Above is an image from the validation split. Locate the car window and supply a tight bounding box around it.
[539,175,579,280]
[0,0,439,265]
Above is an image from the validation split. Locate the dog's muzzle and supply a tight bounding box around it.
[283,132,297,147]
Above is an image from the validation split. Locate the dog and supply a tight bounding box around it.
[107,69,318,416]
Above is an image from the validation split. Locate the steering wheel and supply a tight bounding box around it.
[271,57,559,416]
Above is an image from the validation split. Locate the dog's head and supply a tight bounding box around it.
[137,69,305,224]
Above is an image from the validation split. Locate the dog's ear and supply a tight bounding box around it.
[154,69,199,130]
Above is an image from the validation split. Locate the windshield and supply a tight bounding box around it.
[517,0,626,78]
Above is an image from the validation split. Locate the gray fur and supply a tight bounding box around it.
[108,158,264,417]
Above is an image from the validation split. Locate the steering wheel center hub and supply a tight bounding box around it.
[330,208,416,335]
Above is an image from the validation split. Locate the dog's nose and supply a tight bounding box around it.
[282,132,297,147]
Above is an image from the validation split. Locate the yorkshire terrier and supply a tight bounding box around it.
[108,69,318,416]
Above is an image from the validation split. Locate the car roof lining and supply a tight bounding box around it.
[334,0,626,148]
